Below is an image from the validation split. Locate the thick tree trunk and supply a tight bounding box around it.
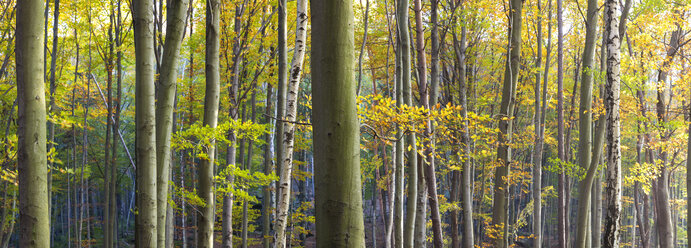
[312,0,366,246]
[274,1,308,246]
[16,0,50,245]
[197,0,221,247]
[133,0,158,243]
[602,0,622,246]
[155,0,190,246]
[492,0,522,246]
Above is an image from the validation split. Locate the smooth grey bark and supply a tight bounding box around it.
[395,0,417,246]
[452,14,473,247]
[197,0,221,247]
[572,0,599,245]
[492,0,523,246]
[652,24,682,248]
[412,0,427,246]
[532,0,544,246]
[356,0,370,96]
[393,45,404,248]
[312,0,366,246]
[16,0,50,246]
[155,0,190,246]
[222,3,244,248]
[413,0,443,245]
[133,0,158,243]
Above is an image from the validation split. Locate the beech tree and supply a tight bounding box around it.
[197,0,221,247]
[154,0,189,246]
[133,0,158,244]
[16,0,50,246]
[492,0,522,246]
[312,0,366,246]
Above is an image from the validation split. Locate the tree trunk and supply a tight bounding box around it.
[221,3,244,248]
[104,12,113,246]
[532,0,543,246]
[262,81,274,248]
[16,0,50,245]
[356,0,370,95]
[492,0,522,246]
[197,0,221,246]
[47,0,59,227]
[312,0,366,246]
[572,0,599,245]
[556,1,566,247]
[452,16,474,247]
[652,25,682,248]
[274,0,308,246]
[602,0,622,246]
[395,0,417,246]
[592,172,603,248]
[413,0,443,245]
[112,2,123,244]
[155,0,190,246]
[133,0,158,243]
[274,0,288,224]
[393,18,404,248]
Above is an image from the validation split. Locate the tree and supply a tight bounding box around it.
[155,0,189,246]
[555,0,566,247]
[222,2,244,247]
[395,0,417,245]
[312,0,366,246]
[197,0,221,247]
[602,0,622,246]
[413,0,442,245]
[16,0,50,246]
[652,20,683,248]
[133,0,159,244]
[572,0,600,245]
[274,0,308,246]
[492,0,522,246]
